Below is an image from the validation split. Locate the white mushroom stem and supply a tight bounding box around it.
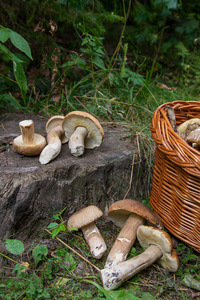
[39,125,65,164]
[68,126,88,157]
[81,221,107,259]
[19,120,35,145]
[101,244,162,290]
[105,214,145,268]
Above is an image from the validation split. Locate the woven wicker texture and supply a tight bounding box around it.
[150,101,200,252]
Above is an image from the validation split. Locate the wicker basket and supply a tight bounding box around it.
[150,100,200,252]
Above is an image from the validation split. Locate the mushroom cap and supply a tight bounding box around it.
[67,205,103,230]
[186,127,200,144]
[62,111,104,149]
[46,115,68,144]
[108,199,163,230]
[177,118,200,134]
[13,134,46,156]
[137,225,179,272]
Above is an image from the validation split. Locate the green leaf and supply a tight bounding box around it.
[182,274,200,291]
[68,226,78,231]
[92,55,106,70]
[53,214,60,220]
[0,44,24,63]
[0,94,22,109]
[5,239,24,255]
[13,61,28,100]
[0,28,9,43]
[47,222,59,229]
[32,245,48,264]
[9,30,33,60]
[52,224,66,238]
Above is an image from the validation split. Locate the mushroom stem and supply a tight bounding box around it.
[105,214,144,268]
[68,126,88,157]
[101,244,162,290]
[19,120,35,145]
[81,221,107,259]
[39,125,64,165]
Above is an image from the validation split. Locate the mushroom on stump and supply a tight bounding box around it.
[62,111,104,157]
[39,115,68,164]
[101,225,179,290]
[105,199,163,268]
[67,206,107,259]
[13,120,46,156]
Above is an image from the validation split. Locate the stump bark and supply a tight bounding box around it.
[0,113,151,242]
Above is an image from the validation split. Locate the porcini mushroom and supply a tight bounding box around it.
[101,225,179,290]
[186,127,200,149]
[39,115,68,164]
[67,206,107,259]
[13,119,46,156]
[62,111,104,157]
[105,199,163,268]
[177,118,200,134]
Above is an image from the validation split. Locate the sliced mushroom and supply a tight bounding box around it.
[101,225,179,290]
[62,111,104,157]
[105,199,163,268]
[39,116,68,164]
[13,120,46,156]
[67,206,107,259]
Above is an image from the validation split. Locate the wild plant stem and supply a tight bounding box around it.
[45,229,101,272]
[0,252,19,265]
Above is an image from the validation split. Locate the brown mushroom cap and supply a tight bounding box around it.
[67,205,103,229]
[137,225,179,272]
[46,115,68,144]
[177,118,200,134]
[108,199,163,230]
[13,134,46,156]
[62,111,104,149]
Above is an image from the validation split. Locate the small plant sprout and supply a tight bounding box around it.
[67,206,107,259]
[39,115,68,164]
[62,111,104,157]
[105,199,163,268]
[101,225,179,290]
[13,120,46,156]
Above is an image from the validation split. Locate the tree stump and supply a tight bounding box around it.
[0,113,151,242]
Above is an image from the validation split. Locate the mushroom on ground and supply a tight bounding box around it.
[13,120,46,156]
[39,116,68,164]
[101,225,179,290]
[62,111,104,157]
[67,206,107,259]
[177,118,200,134]
[104,199,163,268]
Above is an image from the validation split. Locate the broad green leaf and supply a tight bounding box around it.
[92,55,106,70]
[32,245,48,264]
[52,224,66,238]
[1,94,22,109]
[0,44,24,63]
[0,28,9,43]
[9,30,33,60]
[13,61,28,100]
[47,222,59,229]
[5,239,24,255]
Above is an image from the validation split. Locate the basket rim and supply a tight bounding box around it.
[151,100,200,176]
